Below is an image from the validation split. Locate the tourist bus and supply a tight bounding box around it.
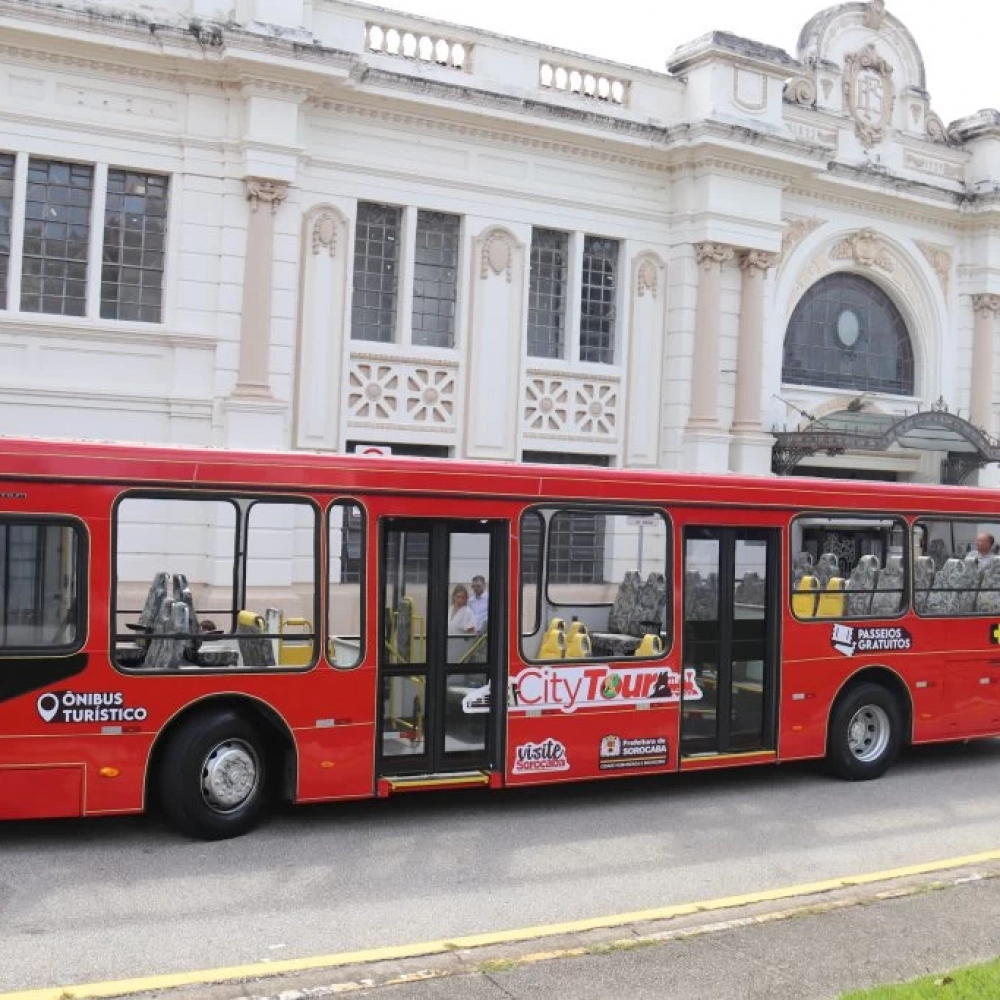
[2,436,999,840]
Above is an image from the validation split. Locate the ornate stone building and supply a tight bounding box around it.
[0,0,997,482]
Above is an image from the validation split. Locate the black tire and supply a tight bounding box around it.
[158,709,269,840]
[826,682,902,781]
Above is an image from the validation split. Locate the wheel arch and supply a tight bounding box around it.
[144,693,298,811]
[827,665,914,747]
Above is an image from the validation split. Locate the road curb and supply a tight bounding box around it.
[5,852,1000,1000]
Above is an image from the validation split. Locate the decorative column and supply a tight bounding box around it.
[683,242,733,472]
[234,177,288,398]
[971,294,1000,433]
[730,250,778,474]
[687,242,733,427]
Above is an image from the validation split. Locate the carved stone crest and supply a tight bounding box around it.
[843,44,895,147]
[925,112,949,144]
[480,231,513,282]
[829,228,894,272]
[312,213,338,257]
[636,258,658,298]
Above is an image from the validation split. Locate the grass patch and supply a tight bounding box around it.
[842,956,1000,998]
[478,959,516,974]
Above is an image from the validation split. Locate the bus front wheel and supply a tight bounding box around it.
[826,682,901,781]
[158,710,269,840]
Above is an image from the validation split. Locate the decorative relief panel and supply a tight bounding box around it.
[842,44,894,147]
[524,372,619,442]
[915,241,952,297]
[904,152,962,180]
[733,68,766,111]
[347,356,457,430]
[780,216,826,266]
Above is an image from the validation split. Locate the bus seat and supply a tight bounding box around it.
[538,618,566,660]
[913,556,935,613]
[565,620,592,658]
[792,575,819,618]
[145,599,191,670]
[846,555,879,616]
[816,553,840,587]
[279,616,314,667]
[871,556,904,616]
[816,577,845,618]
[791,552,814,590]
[125,571,170,647]
[634,633,663,657]
[236,610,276,668]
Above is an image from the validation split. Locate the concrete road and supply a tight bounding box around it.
[2,739,1000,993]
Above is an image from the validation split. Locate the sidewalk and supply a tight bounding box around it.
[129,861,1000,1000]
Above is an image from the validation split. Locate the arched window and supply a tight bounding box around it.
[782,274,914,395]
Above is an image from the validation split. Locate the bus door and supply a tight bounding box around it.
[378,519,505,778]
[680,526,780,758]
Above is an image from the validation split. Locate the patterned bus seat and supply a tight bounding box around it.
[871,555,904,616]
[845,554,880,617]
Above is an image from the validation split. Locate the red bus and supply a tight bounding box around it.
[1,436,999,839]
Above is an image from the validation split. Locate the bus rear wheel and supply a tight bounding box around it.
[158,710,269,840]
[826,682,902,781]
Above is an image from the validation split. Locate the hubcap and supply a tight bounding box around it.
[847,704,890,762]
[200,739,259,813]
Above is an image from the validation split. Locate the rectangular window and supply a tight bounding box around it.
[790,515,906,620]
[0,519,82,649]
[0,153,15,310]
[521,507,669,661]
[351,202,401,342]
[21,159,92,317]
[527,228,568,359]
[101,169,168,323]
[913,519,1000,616]
[114,495,317,671]
[412,210,459,348]
[579,236,619,365]
[329,500,365,669]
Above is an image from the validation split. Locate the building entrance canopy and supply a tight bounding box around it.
[771,399,999,484]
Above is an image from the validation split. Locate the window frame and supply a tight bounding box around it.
[788,512,909,623]
[327,497,367,670]
[111,490,322,675]
[0,514,87,654]
[0,152,169,324]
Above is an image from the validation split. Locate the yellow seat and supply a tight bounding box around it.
[279,616,314,667]
[565,620,592,658]
[816,577,846,618]
[792,575,819,618]
[634,633,663,657]
[538,617,567,660]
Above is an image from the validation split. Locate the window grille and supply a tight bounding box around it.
[21,159,93,317]
[580,236,618,364]
[783,273,914,395]
[412,210,459,348]
[351,202,401,342]
[528,228,568,359]
[101,169,168,323]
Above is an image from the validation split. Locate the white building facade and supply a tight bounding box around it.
[0,0,997,482]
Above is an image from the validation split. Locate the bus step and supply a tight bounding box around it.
[379,771,491,796]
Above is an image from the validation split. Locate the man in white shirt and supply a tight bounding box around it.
[965,532,997,571]
[469,574,489,631]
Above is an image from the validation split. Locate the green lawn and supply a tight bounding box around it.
[842,957,1000,998]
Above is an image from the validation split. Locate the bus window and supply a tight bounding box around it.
[913,518,1000,616]
[245,500,318,668]
[519,509,543,639]
[790,515,907,620]
[115,496,237,670]
[0,519,83,649]
[523,507,670,660]
[328,500,365,668]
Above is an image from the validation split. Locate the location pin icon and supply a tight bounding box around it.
[37,693,60,722]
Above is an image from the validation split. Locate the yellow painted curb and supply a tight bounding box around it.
[5,848,1000,1000]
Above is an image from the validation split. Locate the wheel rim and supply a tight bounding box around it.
[200,739,260,814]
[847,704,891,762]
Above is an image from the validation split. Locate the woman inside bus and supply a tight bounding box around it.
[448,584,477,634]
